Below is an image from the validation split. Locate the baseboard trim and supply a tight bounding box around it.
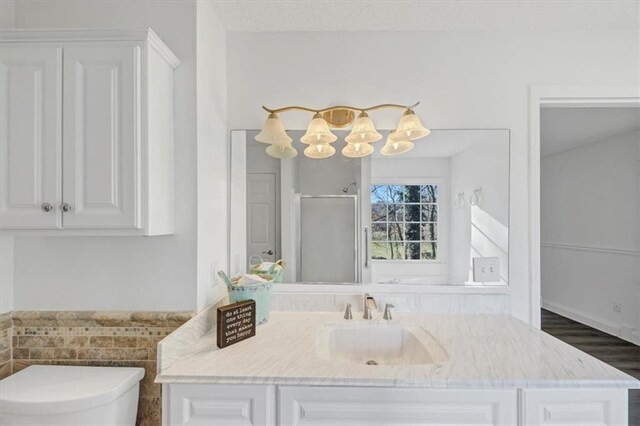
[542,299,639,345]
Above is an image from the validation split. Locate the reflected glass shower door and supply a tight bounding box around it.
[296,195,358,283]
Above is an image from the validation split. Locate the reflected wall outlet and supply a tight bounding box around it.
[472,257,500,282]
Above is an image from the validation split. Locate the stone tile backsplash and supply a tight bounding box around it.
[1,310,194,426]
[0,312,11,379]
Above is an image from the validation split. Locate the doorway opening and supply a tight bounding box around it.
[540,105,639,342]
[538,102,640,424]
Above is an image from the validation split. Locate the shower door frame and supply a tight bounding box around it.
[294,194,361,284]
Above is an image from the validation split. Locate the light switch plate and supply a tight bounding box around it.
[473,257,500,282]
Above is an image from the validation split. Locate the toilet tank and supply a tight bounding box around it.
[0,365,145,425]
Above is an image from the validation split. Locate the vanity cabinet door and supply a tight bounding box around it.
[521,389,627,425]
[279,386,517,425]
[164,383,276,426]
[0,45,62,229]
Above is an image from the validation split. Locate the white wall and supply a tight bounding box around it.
[0,0,15,314]
[450,137,510,285]
[196,1,228,311]
[0,236,13,313]
[10,0,227,311]
[226,29,639,323]
[541,129,640,342]
[0,0,15,29]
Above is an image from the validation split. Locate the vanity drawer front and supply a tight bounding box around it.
[521,389,627,425]
[165,384,276,426]
[278,386,517,425]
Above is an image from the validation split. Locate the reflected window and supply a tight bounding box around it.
[370,184,439,260]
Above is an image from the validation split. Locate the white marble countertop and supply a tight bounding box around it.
[156,312,640,389]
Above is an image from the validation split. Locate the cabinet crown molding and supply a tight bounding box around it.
[0,27,181,69]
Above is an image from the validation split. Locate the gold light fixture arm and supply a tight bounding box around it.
[261,102,420,114]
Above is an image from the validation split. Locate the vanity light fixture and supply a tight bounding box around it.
[255,113,292,145]
[390,109,431,141]
[304,143,336,159]
[344,112,382,144]
[256,102,430,159]
[342,140,375,158]
[301,113,338,145]
[266,142,298,159]
[380,130,415,156]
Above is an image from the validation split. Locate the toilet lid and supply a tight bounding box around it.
[0,365,145,415]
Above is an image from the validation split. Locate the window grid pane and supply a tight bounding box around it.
[370,184,439,261]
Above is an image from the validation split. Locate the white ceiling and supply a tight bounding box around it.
[211,1,639,32]
[541,107,640,157]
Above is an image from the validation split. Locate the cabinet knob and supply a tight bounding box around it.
[41,203,54,213]
[61,202,72,212]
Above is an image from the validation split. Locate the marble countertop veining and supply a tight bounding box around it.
[155,312,640,389]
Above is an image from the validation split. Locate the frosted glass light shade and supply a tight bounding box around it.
[381,138,414,156]
[342,142,374,158]
[301,113,337,145]
[266,143,297,159]
[390,109,430,141]
[256,113,292,145]
[345,112,382,144]
[304,143,336,159]
[380,130,414,155]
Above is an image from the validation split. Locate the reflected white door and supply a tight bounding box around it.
[247,173,277,265]
[0,45,62,229]
[62,44,141,229]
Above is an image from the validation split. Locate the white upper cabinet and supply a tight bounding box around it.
[0,45,62,229]
[62,44,141,229]
[0,29,180,235]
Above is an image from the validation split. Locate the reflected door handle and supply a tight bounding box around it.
[262,250,274,255]
[60,203,72,212]
[41,203,53,213]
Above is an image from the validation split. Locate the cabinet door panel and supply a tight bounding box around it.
[165,384,275,426]
[62,44,141,229]
[522,389,627,425]
[279,386,517,425]
[0,45,62,228]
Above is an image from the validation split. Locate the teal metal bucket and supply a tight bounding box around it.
[228,281,273,325]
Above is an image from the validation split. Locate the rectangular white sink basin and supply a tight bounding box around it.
[316,321,448,366]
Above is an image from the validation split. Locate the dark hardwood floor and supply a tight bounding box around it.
[541,309,640,425]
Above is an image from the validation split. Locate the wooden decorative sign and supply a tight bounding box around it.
[216,300,256,349]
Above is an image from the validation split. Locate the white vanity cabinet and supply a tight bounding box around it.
[278,386,517,425]
[521,389,628,425]
[163,384,630,426]
[0,29,179,235]
[164,384,277,426]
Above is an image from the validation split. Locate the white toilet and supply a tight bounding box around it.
[0,365,145,425]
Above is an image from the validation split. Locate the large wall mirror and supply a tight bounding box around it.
[230,129,510,286]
